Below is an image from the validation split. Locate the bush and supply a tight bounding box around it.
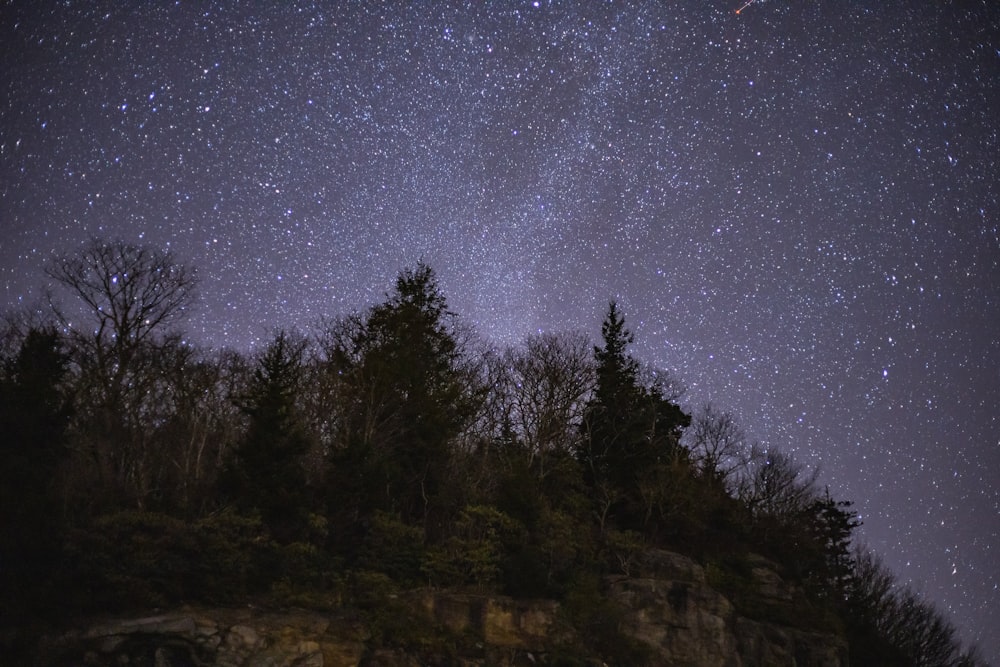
[358,511,426,585]
[423,505,523,590]
[61,510,289,612]
[63,511,198,610]
[268,541,344,608]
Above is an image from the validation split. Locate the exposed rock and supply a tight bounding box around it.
[609,551,848,667]
[37,550,848,666]
[635,547,709,583]
[410,590,562,651]
[735,617,848,667]
[744,553,801,604]
[609,576,739,666]
[42,607,363,667]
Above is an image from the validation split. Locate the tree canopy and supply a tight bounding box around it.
[0,246,984,666]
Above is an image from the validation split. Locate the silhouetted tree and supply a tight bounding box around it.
[493,331,594,479]
[324,264,473,535]
[224,330,313,543]
[804,488,860,598]
[46,238,197,509]
[0,327,72,619]
[845,546,985,667]
[685,403,748,487]
[156,347,247,515]
[2,247,983,664]
[579,302,690,533]
[736,446,819,525]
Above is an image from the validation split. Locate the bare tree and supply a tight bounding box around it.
[850,546,986,666]
[47,238,194,343]
[736,445,819,522]
[157,347,249,514]
[493,331,595,478]
[45,238,197,509]
[684,403,747,486]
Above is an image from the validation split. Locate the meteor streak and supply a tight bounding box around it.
[735,0,756,14]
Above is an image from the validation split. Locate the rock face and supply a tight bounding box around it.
[609,550,848,666]
[42,608,365,667]
[39,550,848,666]
[411,590,563,650]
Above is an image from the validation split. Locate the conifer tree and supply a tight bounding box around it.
[326,263,472,533]
[225,330,312,543]
[0,327,72,617]
[580,302,690,532]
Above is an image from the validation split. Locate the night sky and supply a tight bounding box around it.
[2,1,998,659]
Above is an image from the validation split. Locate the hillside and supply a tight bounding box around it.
[0,249,985,665]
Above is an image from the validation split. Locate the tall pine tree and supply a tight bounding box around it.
[580,302,690,532]
[0,327,72,618]
[326,263,472,535]
[224,330,312,543]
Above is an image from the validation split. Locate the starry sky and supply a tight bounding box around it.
[2,0,998,659]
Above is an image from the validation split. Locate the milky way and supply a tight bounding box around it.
[2,1,998,659]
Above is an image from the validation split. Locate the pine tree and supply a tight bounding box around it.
[806,488,861,598]
[225,330,312,543]
[579,302,690,532]
[0,327,72,618]
[326,263,472,534]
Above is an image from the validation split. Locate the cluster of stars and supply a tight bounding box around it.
[1,1,998,660]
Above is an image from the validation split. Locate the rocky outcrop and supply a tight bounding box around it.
[41,608,366,667]
[38,550,848,666]
[610,549,848,666]
[410,590,564,650]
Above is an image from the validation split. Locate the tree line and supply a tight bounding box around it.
[0,238,986,665]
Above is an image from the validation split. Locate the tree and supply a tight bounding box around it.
[579,302,690,533]
[0,327,72,619]
[45,238,197,509]
[685,403,747,487]
[46,239,197,386]
[804,488,860,598]
[323,263,473,534]
[494,331,594,479]
[736,446,819,524]
[155,347,247,515]
[844,546,986,667]
[224,330,313,543]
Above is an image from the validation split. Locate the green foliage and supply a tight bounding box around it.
[604,529,645,576]
[62,511,200,610]
[60,510,344,612]
[268,541,344,608]
[191,509,269,600]
[359,511,426,585]
[562,572,654,665]
[345,570,433,649]
[423,505,523,590]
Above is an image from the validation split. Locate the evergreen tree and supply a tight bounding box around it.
[579,302,690,532]
[326,263,472,535]
[224,330,312,543]
[0,327,72,619]
[805,488,861,598]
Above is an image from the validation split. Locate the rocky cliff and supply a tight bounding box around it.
[37,550,847,666]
